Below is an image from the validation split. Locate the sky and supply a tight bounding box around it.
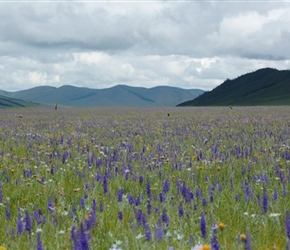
[0,0,290,92]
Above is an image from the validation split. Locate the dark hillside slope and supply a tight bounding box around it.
[0,95,40,108]
[178,68,290,106]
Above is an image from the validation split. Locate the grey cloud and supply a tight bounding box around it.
[0,1,290,92]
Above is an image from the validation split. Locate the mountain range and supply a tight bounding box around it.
[2,67,289,108]
[178,68,290,106]
[0,85,204,108]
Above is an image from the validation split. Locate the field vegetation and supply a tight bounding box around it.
[0,106,289,249]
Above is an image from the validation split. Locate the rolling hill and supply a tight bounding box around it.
[177,68,290,106]
[1,85,204,107]
[0,95,41,108]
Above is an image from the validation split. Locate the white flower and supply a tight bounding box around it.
[36,228,43,233]
[191,244,203,250]
[115,240,122,245]
[165,231,172,237]
[135,233,144,239]
[176,234,184,240]
[109,247,122,250]
[269,213,281,217]
[61,211,68,216]
[58,230,65,234]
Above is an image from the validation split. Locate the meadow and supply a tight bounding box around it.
[0,106,289,250]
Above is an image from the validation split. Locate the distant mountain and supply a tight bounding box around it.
[1,85,204,107]
[177,68,290,106]
[0,95,40,108]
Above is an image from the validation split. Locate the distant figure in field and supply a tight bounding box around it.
[55,104,58,110]
[229,106,233,110]
[167,113,170,117]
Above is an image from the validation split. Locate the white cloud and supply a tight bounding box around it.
[0,1,289,91]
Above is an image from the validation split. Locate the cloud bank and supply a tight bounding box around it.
[0,1,290,91]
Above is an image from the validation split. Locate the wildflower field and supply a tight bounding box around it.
[0,106,290,250]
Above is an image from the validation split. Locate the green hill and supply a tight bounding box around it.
[0,95,40,108]
[177,68,290,106]
[1,85,204,107]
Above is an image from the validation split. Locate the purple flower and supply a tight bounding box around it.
[245,228,252,250]
[0,182,3,202]
[6,200,11,220]
[85,210,96,230]
[146,181,151,198]
[262,190,268,214]
[99,201,103,212]
[17,209,23,235]
[92,199,97,212]
[71,226,77,240]
[25,211,32,233]
[178,203,184,217]
[159,192,166,203]
[210,191,214,202]
[48,197,54,212]
[155,223,163,242]
[139,175,144,184]
[62,152,67,164]
[244,186,250,202]
[117,188,123,202]
[71,203,77,219]
[189,234,194,245]
[144,223,152,241]
[37,232,43,250]
[128,194,135,205]
[211,229,219,250]
[80,198,85,209]
[103,176,108,194]
[74,222,90,250]
[162,178,170,193]
[235,193,239,202]
[200,211,206,239]
[285,210,290,240]
[147,200,152,215]
[273,188,278,201]
[202,198,207,207]
[135,196,141,206]
[162,209,169,226]
[118,211,123,221]
[136,209,143,225]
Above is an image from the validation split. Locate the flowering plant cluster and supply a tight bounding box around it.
[0,106,289,249]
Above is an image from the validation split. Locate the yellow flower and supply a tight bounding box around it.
[216,166,221,171]
[218,222,225,230]
[202,245,211,250]
[240,233,246,241]
[0,246,7,250]
[10,169,15,173]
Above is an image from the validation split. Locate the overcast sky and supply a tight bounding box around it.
[0,1,290,91]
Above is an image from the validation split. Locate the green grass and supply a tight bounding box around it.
[0,106,289,249]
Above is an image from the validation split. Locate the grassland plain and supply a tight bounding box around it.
[0,106,290,250]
